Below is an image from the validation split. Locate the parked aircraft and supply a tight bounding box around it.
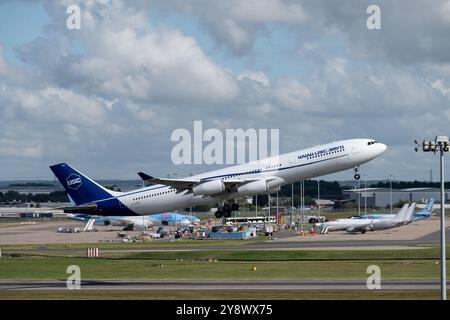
[69,212,200,230]
[413,199,435,221]
[315,203,416,234]
[351,199,434,221]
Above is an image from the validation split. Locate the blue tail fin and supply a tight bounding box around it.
[50,163,114,205]
[425,199,434,214]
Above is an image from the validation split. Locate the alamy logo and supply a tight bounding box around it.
[171,121,279,165]
[66,173,82,190]
[366,265,381,290]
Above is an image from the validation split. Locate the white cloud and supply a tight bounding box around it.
[1,0,450,180]
[0,86,108,127]
[21,2,241,107]
[272,79,311,110]
[431,79,450,99]
[0,139,42,159]
[148,0,307,54]
[238,71,270,86]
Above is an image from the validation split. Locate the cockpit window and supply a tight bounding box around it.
[367,141,377,145]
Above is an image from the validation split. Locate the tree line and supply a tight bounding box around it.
[0,191,69,204]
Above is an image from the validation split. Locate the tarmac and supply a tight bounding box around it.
[0,217,449,251]
[0,280,446,291]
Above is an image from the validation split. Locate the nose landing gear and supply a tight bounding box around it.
[353,166,361,180]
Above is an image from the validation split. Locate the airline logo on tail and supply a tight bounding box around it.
[66,173,82,190]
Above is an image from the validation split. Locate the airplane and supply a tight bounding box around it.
[412,199,435,221]
[351,199,434,221]
[50,139,386,218]
[315,203,416,234]
[68,212,200,230]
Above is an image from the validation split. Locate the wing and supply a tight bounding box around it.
[137,171,274,194]
[346,221,372,233]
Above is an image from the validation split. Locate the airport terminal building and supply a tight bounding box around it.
[343,187,448,209]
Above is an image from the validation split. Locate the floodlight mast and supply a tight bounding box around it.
[415,136,448,300]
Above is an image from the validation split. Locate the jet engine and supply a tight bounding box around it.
[192,180,225,195]
[237,178,284,196]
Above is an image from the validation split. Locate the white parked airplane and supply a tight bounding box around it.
[316,203,416,234]
[50,139,386,218]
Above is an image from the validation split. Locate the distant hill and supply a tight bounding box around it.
[338,180,389,188]
[7,182,56,188]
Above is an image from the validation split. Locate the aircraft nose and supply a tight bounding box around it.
[378,143,387,154]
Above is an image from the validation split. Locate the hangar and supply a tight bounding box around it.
[343,187,449,209]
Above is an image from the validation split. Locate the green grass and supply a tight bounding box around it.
[1,248,446,300]
[5,246,447,261]
[109,248,446,261]
[0,290,440,300]
[0,255,446,280]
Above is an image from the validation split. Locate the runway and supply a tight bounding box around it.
[0,280,445,291]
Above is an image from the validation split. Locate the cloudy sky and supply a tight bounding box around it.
[1,0,450,181]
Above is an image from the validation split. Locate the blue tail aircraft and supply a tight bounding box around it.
[49,139,386,218]
[351,199,435,221]
[413,199,435,221]
[69,212,200,230]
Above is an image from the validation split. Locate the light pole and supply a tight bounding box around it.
[266,193,270,231]
[300,180,304,232]
[291,182,294,228]
[317,180,320,217]
[358,178,361,216]
[415,136,448,300]
[389,174,393,214]
[276,191,279,228]
[364,174,367,215]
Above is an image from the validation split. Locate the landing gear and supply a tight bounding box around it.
[214,202,239,219]
[353,166,361,180]
[215,210,224,219]
[222,203,231,213]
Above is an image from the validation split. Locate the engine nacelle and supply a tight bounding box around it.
[237,178,284,196]
[192,180,225,195]
[237,180,268,196]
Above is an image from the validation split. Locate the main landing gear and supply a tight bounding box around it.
[214,202,240,219]
[353,166,361,180]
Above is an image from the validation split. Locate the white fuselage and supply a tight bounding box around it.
[316,203,415,233]
[317,219,374,233]
[109,139,386,215]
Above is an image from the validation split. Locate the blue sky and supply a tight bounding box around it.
[0,0,48,63]
[1,0,450,181]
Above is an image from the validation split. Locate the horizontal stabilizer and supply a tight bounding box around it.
[138,172,154,181]
[61,203,98,214]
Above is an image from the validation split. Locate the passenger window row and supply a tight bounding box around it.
[306,149,344,160]
[133,189,175,201]
[218,169,261,180]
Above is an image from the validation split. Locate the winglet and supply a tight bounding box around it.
[138,172,154,181]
